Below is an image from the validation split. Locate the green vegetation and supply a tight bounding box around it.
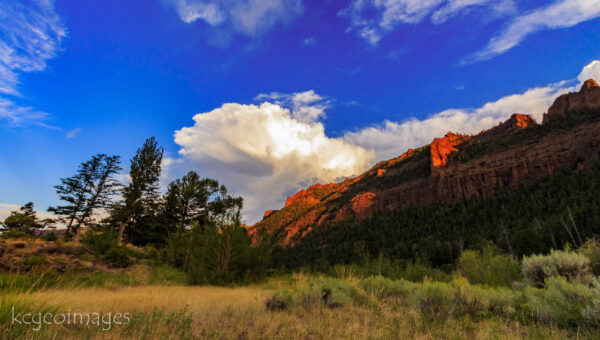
[166,222,271,285]
[267,250,600,333]
[523,249,593,287]
[275,158,600,269]
[450,108,600,163]
[457,244,522,286]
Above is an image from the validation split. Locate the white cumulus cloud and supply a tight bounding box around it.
[0,0,66,126]
[168,0,304,37]
[254,90,329,123]
[170,60,599,223]
[172,98,374,223]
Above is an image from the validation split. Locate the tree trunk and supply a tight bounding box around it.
[118,222,126,244]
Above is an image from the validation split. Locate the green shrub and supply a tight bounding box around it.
[40,232,58,242]
[22,254,49,271]
[317,278,365,308]
[148,264,187,285]
[125,247,147,259]
[103,247,132,268]
[457,245,522,286]
[452,278,487,316]
[265,289,293,310]
[1,230,29,239]
[187,223,270,285]
[145,245,164,264]
[267,277,366,311]
[410,281,454,321]
[582,278,600,327]
[525,276,597,327]
[523,250,593,288]
[483,287,522,317]
[360,275,416,300]
[401,260,452,283]
[81,229,118,256]
[579,238,600,276]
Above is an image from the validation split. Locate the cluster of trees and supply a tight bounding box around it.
[275,159,600,270]
[0,137,269,283]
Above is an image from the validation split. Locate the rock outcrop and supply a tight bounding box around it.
[480,113,537,139]
[251,80,600,247]
[543,79,600,123]
[263,210,278,220]
[284,183,340,208]
[430,133,469,168]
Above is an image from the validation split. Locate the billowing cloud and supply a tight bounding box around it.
[254,90,329,123]
[0,0,66,126]
[172,98,375,222]
[466,0,600,63]
[168,0,304,37]
[340,0,513,45]
[578,60,600,83]
[171,60,598,223]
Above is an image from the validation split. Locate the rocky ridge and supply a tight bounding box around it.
[250,80,600,247]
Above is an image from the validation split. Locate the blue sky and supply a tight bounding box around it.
[1,0,600,223]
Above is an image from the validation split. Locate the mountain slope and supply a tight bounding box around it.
[250,80,600,248]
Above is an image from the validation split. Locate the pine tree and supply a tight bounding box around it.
[117,137,164,245]
[48,154,121,235]
[163,171,243,231]
[2,202,43,233]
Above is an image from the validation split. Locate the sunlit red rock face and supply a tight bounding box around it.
[263,210,278,220]
[430,132,470,168]
[480,113,538,140]
[251,80,600,247]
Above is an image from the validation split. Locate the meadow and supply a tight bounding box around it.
[0,276,586,339]
[1,253,599,340]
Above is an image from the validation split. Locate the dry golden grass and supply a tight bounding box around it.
[6,285,578,340]
[25,285,266,313]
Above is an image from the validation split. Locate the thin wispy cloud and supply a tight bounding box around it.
[335,67,361,76]
[168,0,304,37]
[339,0,513,46]
[302,36,316,46]
[66,128,82,139]
[340,0,599,64]
[464,0,600,63]
[0,0,66,127]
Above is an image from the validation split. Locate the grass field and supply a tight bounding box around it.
[0,276,591,340]
[1,238,598,339]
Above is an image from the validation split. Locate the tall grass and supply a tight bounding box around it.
[0,262,187,294]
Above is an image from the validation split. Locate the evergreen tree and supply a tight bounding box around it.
[162,171,243,231]
[2,202,43,234]
[48,154,121,235]
[117,137,164,245]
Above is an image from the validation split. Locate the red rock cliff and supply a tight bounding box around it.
[252,81,600,247]
[544,79,600,123]
[430,132,469,167]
